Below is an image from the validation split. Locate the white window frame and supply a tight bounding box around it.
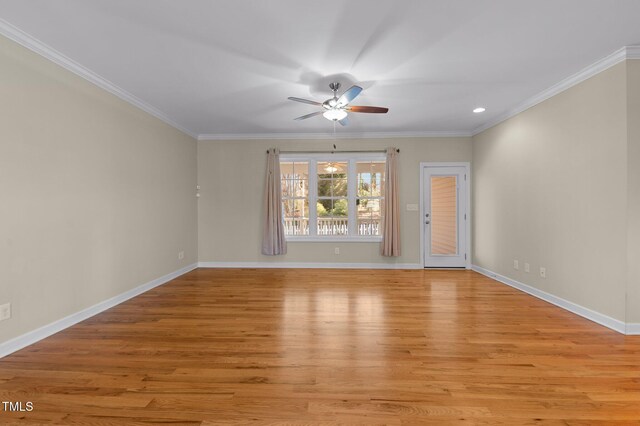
[281,152,385,242]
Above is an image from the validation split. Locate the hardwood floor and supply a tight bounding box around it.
[1,268,639,425]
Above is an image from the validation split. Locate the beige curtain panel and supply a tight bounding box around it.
[262,148,287,255]
[381,147,400,256]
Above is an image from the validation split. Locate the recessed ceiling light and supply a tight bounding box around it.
[473,107,486,113]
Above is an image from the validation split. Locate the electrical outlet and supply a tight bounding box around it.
[0,303,11,321]
[524,263,530,273]
[178,251,184,260]
[540,267,546,278]
[334,247,340,255]
[513,260,519,270]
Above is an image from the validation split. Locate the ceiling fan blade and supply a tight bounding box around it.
[346,106,389,113]
[338,116,349,126]
[288,97,322,106]
[336,85,363,107]
[294,111,324,121]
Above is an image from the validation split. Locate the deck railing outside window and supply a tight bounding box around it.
[283,218,380,236]
[281,156,384,239]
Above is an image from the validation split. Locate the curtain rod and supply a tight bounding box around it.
[266,149,399,154]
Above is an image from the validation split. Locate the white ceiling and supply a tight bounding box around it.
[1,0,640,139]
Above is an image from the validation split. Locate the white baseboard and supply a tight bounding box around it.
[198,261,422,270]
[5,261,630,358]
[0,263,198,359]
[471,265,628,335]
[626,323,640,335]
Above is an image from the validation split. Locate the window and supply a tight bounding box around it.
[317,161,348,235]
[356,160,385,236]
[280,154,385,241]
[280,161,309,236]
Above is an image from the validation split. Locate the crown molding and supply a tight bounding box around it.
[473,46,639,135]
[197,130,472,141]
[3,16,636,141]
[0,19,468,142]
[627,45,640,59]
[0,18,197,139]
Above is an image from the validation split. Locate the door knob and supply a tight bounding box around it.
[425,220,430,224]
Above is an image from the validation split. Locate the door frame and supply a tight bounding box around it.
[419,162,471,269]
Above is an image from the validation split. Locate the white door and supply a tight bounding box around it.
[423,166,468,268]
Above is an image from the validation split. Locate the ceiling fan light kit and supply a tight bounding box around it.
[288,82,388,126]
[323,109,348,121]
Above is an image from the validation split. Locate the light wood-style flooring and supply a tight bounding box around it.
[1,268,639,424]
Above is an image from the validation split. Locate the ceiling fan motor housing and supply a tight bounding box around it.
[323,82,341,109]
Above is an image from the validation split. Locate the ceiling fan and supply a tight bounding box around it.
[288,82,388,126]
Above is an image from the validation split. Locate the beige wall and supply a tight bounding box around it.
[472,62,629,321]
[0,36,198,344]
[627,60,640,324]
[198,137,471,266]
[3,26,636,347]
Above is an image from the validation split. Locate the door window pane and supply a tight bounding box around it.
[431,176,457,255]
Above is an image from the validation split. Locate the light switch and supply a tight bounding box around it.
[406,204,418,211]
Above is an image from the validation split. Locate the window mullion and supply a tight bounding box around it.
[347,159,357,236]
[309,160,318,237]
[280,155,384,240]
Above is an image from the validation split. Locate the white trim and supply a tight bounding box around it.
[347,159,357,237]
[281,153,385,160]
[627,323,640,335]
[2,18,637,143]
[198,131,471,141]
[420,162,472,269]
[0,263,197,359]
[472,46,639,135]
[198,261,421,269]
[286,236,382,243]
[281,154,386,240]
[0,18,197,139]
[419,165,425,268]
[471,265,628,334]
[627,46,640,59]
[308,160,318,236]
